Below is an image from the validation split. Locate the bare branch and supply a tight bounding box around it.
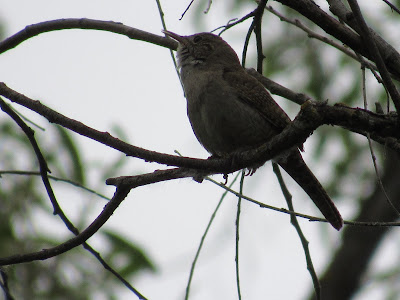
[381,0,400,14]
[235,171,245,300]
[272,163,321,300]
[215,10,257,35]
[0,170,110,201]
[1,82,400,176]
[0,269,14,300]
[0,187,129,265]
[0,18,177,55]
[184,172,241,300]
[205,172,400,227]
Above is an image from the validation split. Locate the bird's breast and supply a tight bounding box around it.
[180,66,276,156]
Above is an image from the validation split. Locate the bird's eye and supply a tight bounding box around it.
[193,36,203,43]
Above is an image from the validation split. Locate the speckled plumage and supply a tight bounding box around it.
[164,31,343,230]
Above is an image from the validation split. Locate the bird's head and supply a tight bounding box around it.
[163,30,241,69]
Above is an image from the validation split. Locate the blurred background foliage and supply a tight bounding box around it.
[0,113,156,299]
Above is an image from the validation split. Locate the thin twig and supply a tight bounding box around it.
[185,172,241,300]
[179,0,195,20]
[216,10,257,35]
[155,0,181,84]
[235,171,245,300]
[0,170,110,201]
[207,176,400,227]
[0,269,14,300]
[9,103,46,131]
[241,0,267,67]
[381,0,400,14]
[360,62,400,216]
[254,0,267,73]
[272,163,321,300]
[204,0,213,14]
[242,22,255,67]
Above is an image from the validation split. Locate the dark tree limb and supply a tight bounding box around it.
[277,0,400,79]
[1,82,400,175]
[347,0,400,112]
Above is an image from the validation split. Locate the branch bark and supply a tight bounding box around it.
[1,82,399,175]
[0,18,177,54]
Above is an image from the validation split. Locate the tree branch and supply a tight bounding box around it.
[0,187,129,265]
[272,163,320,300]
[277,0,400,79]
[0,18,177,54]
[347,0,400,112]
[1,82,400,178]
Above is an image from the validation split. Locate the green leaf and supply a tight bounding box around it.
[102,229,157,278]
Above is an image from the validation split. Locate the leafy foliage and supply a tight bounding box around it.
[0,120,155,299]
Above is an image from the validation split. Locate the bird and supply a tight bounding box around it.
[163,30,343,230]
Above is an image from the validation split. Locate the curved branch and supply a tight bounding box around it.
[0,98,74,230]
[0,187,129,265]
[0,18,177,54]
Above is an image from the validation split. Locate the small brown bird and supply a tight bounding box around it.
[163,30,343,230]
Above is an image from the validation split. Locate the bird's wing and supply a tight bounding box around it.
[223,67,291,132]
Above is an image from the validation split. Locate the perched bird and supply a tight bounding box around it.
[163,30,343,230]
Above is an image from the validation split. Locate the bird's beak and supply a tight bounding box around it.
[163,30,187,45]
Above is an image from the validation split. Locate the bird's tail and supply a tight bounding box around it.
[275,150,343,230]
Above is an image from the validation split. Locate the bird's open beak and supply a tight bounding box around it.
[162,30,187,45]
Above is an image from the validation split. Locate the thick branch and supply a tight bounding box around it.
[1,82,400,176]
[0,83,223,171]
